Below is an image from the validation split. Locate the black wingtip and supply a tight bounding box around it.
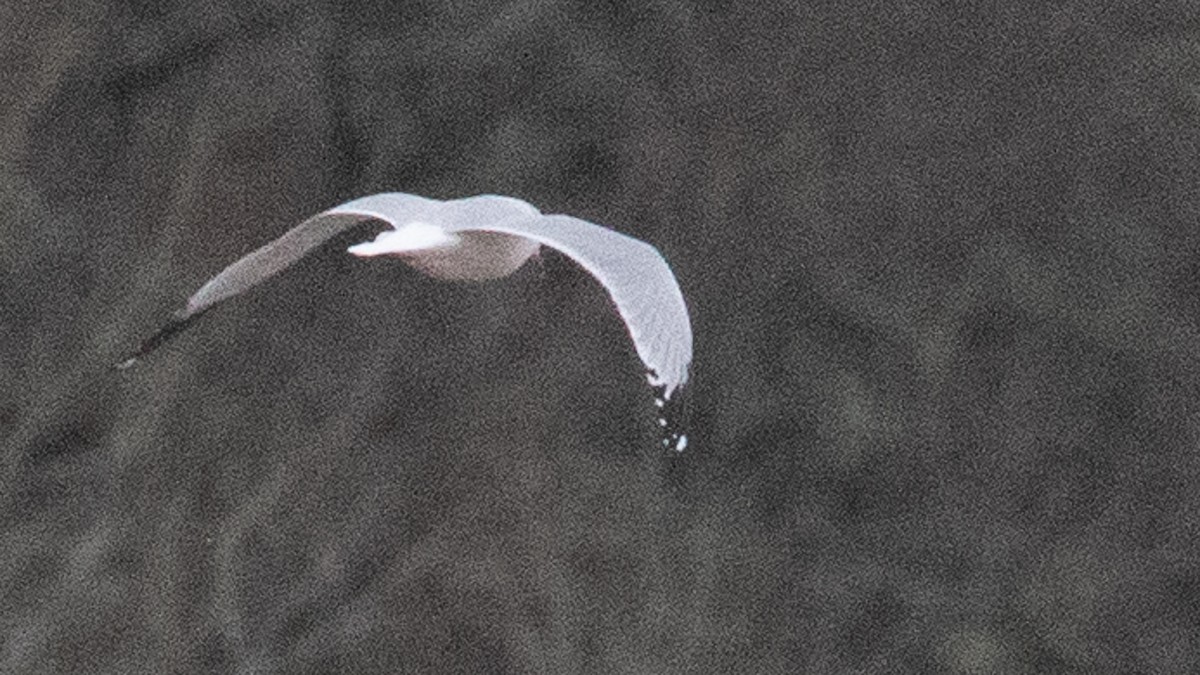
[651,378,692,453]
[113,309,203,372]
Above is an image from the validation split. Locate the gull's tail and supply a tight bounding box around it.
[113,308,204,370]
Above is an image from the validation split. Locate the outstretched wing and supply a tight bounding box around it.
[116,192,693,401]
[116,193,435,368]
[449,213,693,400]
[184,193,436,315]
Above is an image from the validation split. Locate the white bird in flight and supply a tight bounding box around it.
[118,193,693,450]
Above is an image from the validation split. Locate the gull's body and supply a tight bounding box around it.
[119,193,693,448]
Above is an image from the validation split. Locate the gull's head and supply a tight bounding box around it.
[347,222,458,257]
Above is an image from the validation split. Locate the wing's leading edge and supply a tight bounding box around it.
[185,193,433,315]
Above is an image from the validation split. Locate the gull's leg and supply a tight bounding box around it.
[530,247,548,281]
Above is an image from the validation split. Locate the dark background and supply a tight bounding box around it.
[4,1,1200,672]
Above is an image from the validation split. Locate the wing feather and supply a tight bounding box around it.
[184,193,434,316]
[448,213,693,399]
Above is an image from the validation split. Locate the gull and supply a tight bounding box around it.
[117,193,693,450]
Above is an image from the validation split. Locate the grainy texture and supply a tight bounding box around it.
[3,1,1200,673]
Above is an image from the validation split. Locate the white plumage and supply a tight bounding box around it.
[119,193,693,448]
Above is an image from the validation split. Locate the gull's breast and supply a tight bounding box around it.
[402,231,541,281]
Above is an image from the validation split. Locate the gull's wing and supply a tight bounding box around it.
[116,193,436,369]
[185,193,437,315]
[448,213,693,400]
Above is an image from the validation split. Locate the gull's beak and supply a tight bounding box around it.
[348,223,459,257]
